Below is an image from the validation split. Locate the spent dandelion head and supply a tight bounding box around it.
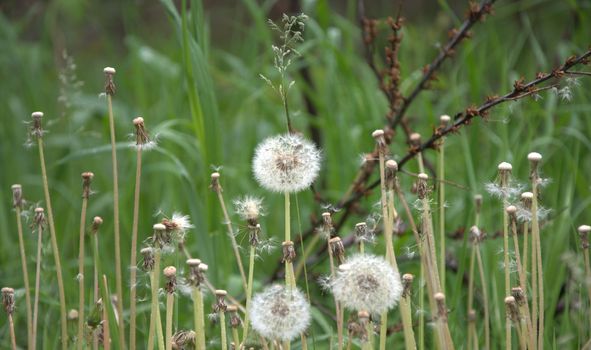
[171,330,196,350]
[11,184,23,209]
[409,132,421,149]
[103,67,116,95]
[329,236,346,265]
[528,152,542,181]
[186,259,205,287]
[402,273,414,298]
[132,116,156,150]
[385,160,398,190]
[161,213,193,244]
[91,216,103,235]
[81,172,94,199]
[68,309,79,321]
[434,292,448,321]
[33,207,46,230]
[372,129,387,152]
[152,223,169,248]
[469,225,485,244]
[209,172,222,193]
[281,241,296,263]
[227,305,242,329]
[316,211,335,240]
[354,222,375,244]
[417,173,430,200]
[1,287,15,315]
[331,254,403,314]
[577,225,590,249]
[29,111,45,141]
[213,290,227,313]
[164,266,177,294]
[249,284,311,341]
[252,133,321,193]
[141,248,155,272]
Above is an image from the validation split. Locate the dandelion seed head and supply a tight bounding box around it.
[249,284,311,341]
[578,225,591,234]
[234,196,265,222]
[527,152,542,162]
[331,254,402,315]
[252,134,321,193]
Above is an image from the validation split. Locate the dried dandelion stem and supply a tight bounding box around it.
[437,115,450,288]
[32,208,45,347]
[33,111,68,350]
[475,240,491,350]
[211,173,248,292]
[103,67,125,348]
[129,117,147,350]
[164,266,176,350]
[77,173,93,350]
[327,234,344,350]
[91,217,103,350]
[497,162,512,349]
[578,226,591,312]
[528,152,544,349]
[215,290,228,350]
[11,185,33,349]
[401,274,416,350]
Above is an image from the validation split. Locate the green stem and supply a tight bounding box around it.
[166,293,174,350]
[242,245,256,344]
[220,311,227,350]
[193,287,206,350]
[438,137,446,288]
[8,314,16,350]
[130,147,143,350]
[32,220,43,349]
[475,246,490,350]
[532,181,544,349]
[77,197,88,350]
[37,137,68,350]
[107,94,125,350]
[92,233,100,350]
[15,206,33,349]
[232,327,240,350]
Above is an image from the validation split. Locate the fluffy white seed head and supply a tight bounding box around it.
[249,284,311,341]
[234,196,265,221]
[331,254,403,315]
[252,134,321,193]
[527,152,542,162]
[498,162,512,171]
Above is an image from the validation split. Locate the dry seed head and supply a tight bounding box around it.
[1,287,15,315]
[164,266,177,278]
[331,254,402,314]
[152,223,169,248]
[358,310,370,320]
[132,116,153,149]
[103,67,116,75]
[171,330,196,349]
[133,117,144,125]
[578,225,591,234]
[103,67,116,95]
[68,309,79,320]
[249,284,311,341]
[210,172,221,192]
[281,240,296,263]
[506,205,517,214]
[30,111,45,139]
[186,258,201,267]
[527,152,542,162]
[417,173,429,199]
[498,162,513,171]
[198,263,208,272]
[11,184,23,209]
[440,114,451,125]
[371,129,385,141]
[402,273,414,298]
[511,287,526,306]
[469,225,484,243]
[141,247,155,271]
[385,159,398,171]
[252,134,321,193]
[227,305,242,328]
[505,296,520,323]
[234,196,265,225]
[434,292,448,321]
[578,225,590,249]
[92,216,103,234]
[329,236,346,265]
[214,290,228,313]
[410,132,421,144]
[81,172,94,198]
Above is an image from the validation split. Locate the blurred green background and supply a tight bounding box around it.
[1,0,590,348]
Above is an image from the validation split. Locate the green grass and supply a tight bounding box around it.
[1,0,590,348]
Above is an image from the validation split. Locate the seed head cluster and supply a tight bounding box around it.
[252,133,321,193]
[331,254,402,315]
[249,284,311,341]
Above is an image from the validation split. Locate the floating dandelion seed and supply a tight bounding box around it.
[331,254,402,315]
[252,133,321,193]
[249,284,311,341]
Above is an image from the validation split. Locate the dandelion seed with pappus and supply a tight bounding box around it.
[331,254,402,315]
[252,133,321,193]
[249,284,311,342]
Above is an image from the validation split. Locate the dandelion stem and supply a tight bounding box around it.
[438,134,446,288]
[475,245,491,350]
[130,146,142,350]
[102,275,112,350]
[150,250,165,350]
[106,93,126,349]
[32,215,43,349]
[92,226,100,350]
[77,193,88,350]
[220,309,227,350]
[166,293,174,350]
[242,245,256,344]
[232,327,240,350]
[193,287,206,350]
[37,137,68,350]
[8,313,16,350]
[531,180,544,349]
[214,188,248,292]
[328,238,343,350]
[14,205,33,349]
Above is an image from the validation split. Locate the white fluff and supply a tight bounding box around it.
[331,254,402,315]
[249,284,311,341]
[252,134,321,193]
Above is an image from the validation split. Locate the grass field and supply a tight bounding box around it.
[1,0,590,349]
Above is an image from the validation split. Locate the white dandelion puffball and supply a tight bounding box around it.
[234,196,265,222]
[249,284,311,341]
[253,134,321,193]
[331,254,403,315]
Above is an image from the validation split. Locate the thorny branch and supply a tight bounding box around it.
[272,47,591,282]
